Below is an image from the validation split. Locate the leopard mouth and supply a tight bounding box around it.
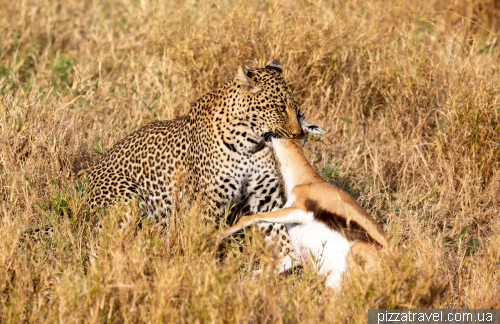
[251,132,276,153]
[263,131,279,142]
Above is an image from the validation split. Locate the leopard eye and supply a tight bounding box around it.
[279,105,286,113]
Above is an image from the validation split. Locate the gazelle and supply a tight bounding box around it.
[218,137,388,288]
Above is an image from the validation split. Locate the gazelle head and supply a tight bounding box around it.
[296,109,325,146]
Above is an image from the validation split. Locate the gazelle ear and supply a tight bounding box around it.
[303,123,325,135]
[235,65,261,94]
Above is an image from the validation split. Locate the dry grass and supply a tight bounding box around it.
[1,0,500,322]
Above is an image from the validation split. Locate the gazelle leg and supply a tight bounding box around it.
[218,207,303,240]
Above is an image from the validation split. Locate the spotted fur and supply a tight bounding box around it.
[86,59,306,255]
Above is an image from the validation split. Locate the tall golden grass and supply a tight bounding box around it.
[1,0,500,322]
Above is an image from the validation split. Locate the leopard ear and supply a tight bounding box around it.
[235,65,261,94]
[265,59,283,74]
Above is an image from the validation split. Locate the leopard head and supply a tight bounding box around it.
[232,59,303,144]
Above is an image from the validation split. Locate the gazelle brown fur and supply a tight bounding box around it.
[219,137,387,288]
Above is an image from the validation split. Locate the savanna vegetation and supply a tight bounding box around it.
[1,0,500,322]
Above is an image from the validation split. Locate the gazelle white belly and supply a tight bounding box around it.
[286,219,353,288]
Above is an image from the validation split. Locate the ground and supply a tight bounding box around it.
[1,0,500,323]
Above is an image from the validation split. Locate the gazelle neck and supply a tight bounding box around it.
[272,138,324,197]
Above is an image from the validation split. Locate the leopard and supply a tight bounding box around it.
[86,59,312,257]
